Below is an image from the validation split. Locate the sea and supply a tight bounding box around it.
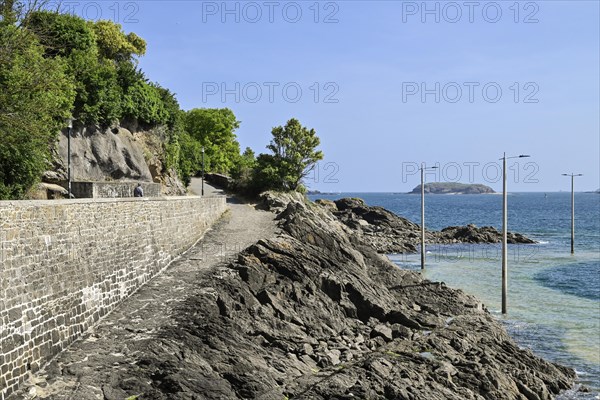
[308,192,600,398]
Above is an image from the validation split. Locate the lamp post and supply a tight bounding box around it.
[562,173,583,254]
[201,146,205,196]
[500,153,530,314]
[66,118,74,198]
[420,163,438,270]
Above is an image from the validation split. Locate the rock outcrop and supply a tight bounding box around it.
[89,193,575,399]
[439,224,536,244]
[46,123,186,196]
[322,198,535,254]
[410,183,495,195]
[320,198,421,253]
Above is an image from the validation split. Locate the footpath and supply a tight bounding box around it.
[11,180,278,399]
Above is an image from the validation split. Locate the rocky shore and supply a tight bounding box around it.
[61,192,573,399]
[14,191,578,399]
[316,197,535,254]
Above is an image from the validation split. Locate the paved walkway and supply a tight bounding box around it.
[12,181,278,399]
[188,177,225,197]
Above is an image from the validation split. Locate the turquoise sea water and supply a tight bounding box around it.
[309,192,600,398]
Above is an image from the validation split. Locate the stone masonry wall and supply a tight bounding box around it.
[0,196,226,399]
[70,182,162,199]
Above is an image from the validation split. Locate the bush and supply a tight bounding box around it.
[0,25,74,199]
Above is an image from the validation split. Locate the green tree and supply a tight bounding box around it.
[68,51,122,125]
[25,11,123,125]
[184,108,241,174]
[3,4,196,193]
[177,131,203,186]
[24,11,177,128]
[0,24,75,198]
[253,118,323,192]
[24,10,96,57]
[230,147,256,193]
[90,19,146,62]
[1,0,18,25]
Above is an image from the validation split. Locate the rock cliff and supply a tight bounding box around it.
[105,192,575,399]
[44,123,186,196]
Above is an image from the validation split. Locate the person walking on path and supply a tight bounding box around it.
[134,183,144,197]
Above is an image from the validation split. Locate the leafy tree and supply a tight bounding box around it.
[0,24,74,198]
[184,108,241,174]
[177,131,203,186]
[230,147,256,193]
[252,118,323,192]
[90,19,145,62]
[69,51,122,125]
[156,86,183,130]
[24,10,177,128]
[24,10,96,57]
[1,0,18,25]
[0,3,207,196]
[123,81,167,125]
[25,11,123,125]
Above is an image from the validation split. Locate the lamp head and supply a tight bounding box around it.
[66,117,74,129]
[519,155,530,158]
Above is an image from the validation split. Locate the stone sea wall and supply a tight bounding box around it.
[0,196,226,399]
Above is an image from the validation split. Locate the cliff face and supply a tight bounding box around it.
[44,123,186,195]
[119,193,574,399]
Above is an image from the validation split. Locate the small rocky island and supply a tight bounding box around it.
[410,182,495,195]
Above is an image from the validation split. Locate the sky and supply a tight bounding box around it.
[61,1,599,192]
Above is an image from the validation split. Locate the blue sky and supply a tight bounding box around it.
[69,1,599,192]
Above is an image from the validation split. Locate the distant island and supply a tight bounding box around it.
[410,182,495,195]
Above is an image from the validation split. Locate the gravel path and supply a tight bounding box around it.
[12,181,278,400]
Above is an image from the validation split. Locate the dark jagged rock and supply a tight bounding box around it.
[323,197,536,253]
[439,224,536,244]
[105,193,574,399]
[331,198,421,253]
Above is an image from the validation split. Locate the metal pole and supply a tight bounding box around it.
[421,164,425,270]
[562,173,582,254]
[501,153,508,315]
[201,147,205,196]
[67,126,72,198]
[571,175,575,254]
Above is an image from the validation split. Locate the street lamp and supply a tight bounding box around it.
[562,173,583,254]
[500,153,530,314]
[201,146,205,196]
[420,163,438,270]
[66,117,74,198]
